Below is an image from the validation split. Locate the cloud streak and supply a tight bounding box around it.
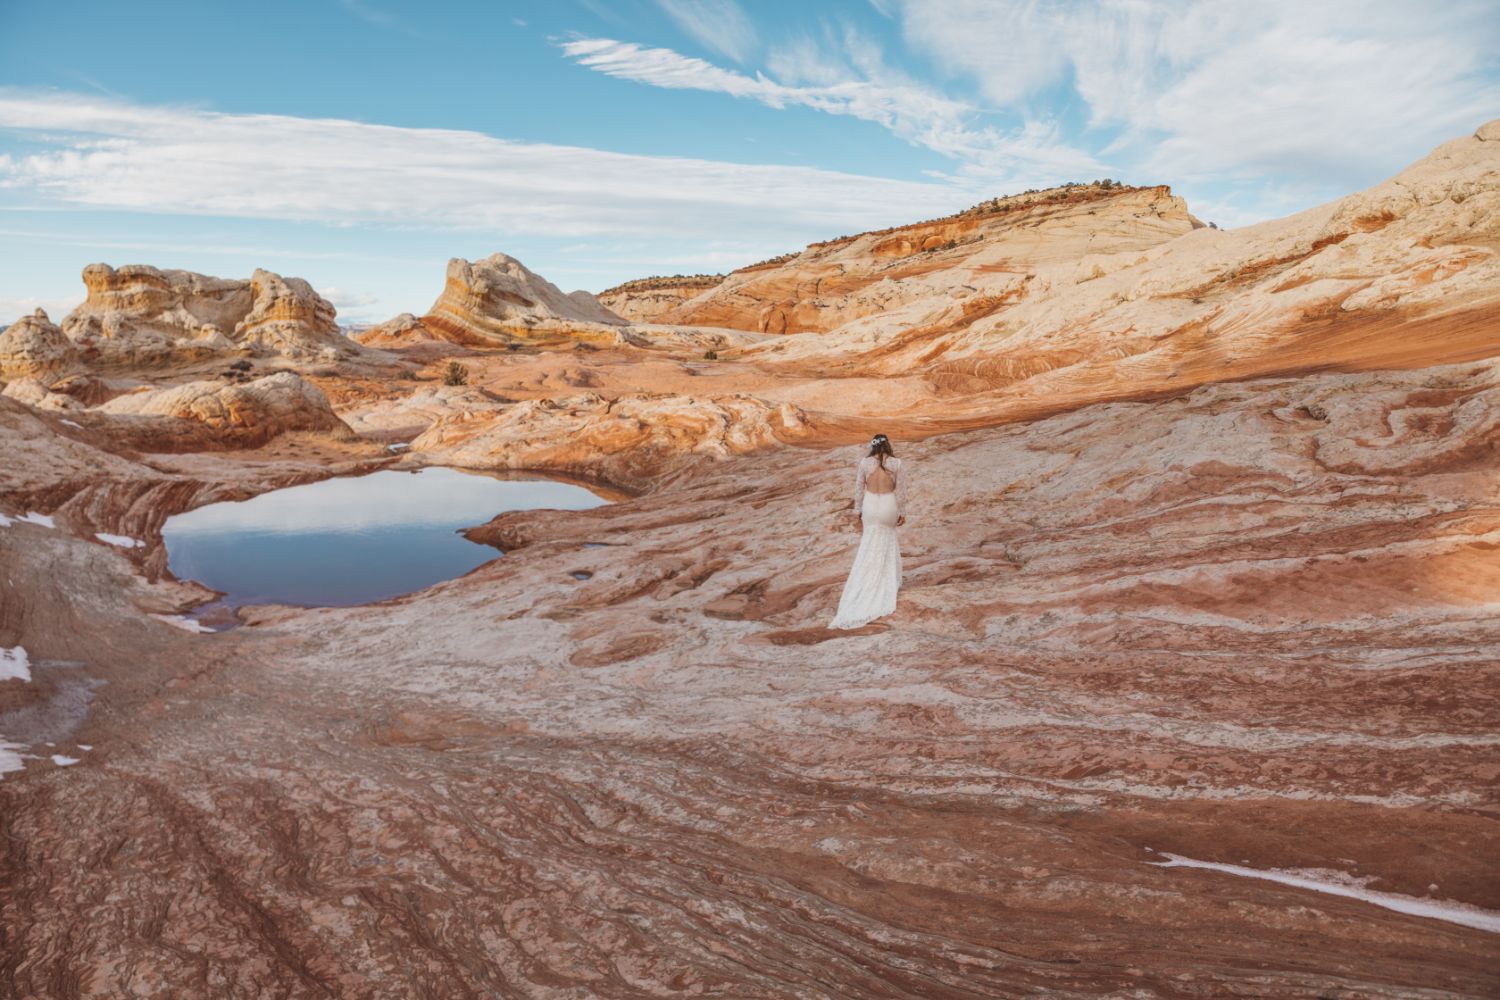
[559,37,1104,185]
[656,0,757,63]
[893,0,1500,186]
[0,89,975,242]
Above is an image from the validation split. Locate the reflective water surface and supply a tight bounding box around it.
[163,467,609,607]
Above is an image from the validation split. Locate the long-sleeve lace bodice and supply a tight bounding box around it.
[853,455,908,518]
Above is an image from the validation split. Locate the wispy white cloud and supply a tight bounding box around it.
[560,36,1104,185]
[0,227,434,264]
[656,0,757,63]
[0,89,974,243]
[892,0,1500,187]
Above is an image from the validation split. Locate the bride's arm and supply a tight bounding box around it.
[897,458,909,521]
[853,456,867,514]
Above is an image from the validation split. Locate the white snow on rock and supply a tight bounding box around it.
[17,512,54,527]
[0,741,25,777]
[96,532,145,548]
[1151,853,1500,934]
[0,646,31,683]
[150,613,216,634]
[61,419,82,429]
[51,755,80,767]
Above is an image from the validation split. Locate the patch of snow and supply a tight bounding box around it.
[150,613,216,634]
[1151,853,1500,934]
[0,741,25,777]
[78,744,92,751]
[61,419,82,429]
[96,532,145,548]
[17,512,54,528]
[387,442,411,452]
[50,754,80,767]
[0,513,11,527]
[0,646,31,683]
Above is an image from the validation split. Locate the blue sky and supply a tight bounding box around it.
[2,0,1497,325]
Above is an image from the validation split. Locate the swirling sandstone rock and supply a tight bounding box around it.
[96,371,353,449]
[421,253,630,346]
[0,378,83,412]
[755,119,1500,414]
[659,184,1198,334]
[0,309,76,379]
[351,312,434,348]
[411,390,808,487]
[1,361,1497,997]
[597,274,726,322]
[233,268,353,359]
[60,264,358,368]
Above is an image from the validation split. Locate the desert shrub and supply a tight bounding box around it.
[443,361,469,386]
[703,350,718,360]
[573,341,598,352]
[397,368,419,380]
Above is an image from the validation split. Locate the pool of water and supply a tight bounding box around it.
[162,467,610,608]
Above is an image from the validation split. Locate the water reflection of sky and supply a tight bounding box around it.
[163,468,608,607]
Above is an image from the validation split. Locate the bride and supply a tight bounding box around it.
[830,433,908,629]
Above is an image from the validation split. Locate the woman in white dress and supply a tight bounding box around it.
[830,433,908,629]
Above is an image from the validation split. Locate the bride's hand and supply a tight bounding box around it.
[897,515,906,526]
[854,514,863,530]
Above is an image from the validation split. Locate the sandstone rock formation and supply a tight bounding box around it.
[655,184,1199,334]
[747,122,1500,423]
[0,309,76,379]
[96,371,353,450]
[234,268,351,358]
[60,263,359,369]
[420,253,630,347]
[597,273,726,322]
[1,378,83,412]
[350,311,436,348]
[411,390,809,487]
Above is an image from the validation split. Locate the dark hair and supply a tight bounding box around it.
[868,432,894,469]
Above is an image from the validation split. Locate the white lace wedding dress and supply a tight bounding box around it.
[830,455,908,629]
